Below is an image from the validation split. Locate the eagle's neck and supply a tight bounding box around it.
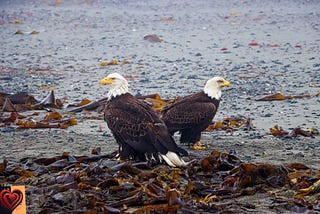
[203,85,221,100]
[107,84,129,100]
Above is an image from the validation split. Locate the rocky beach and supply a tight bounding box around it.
[0,0,319,213]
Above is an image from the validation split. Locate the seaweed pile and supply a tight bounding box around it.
[1,91,319,213]
[1,150,319,213]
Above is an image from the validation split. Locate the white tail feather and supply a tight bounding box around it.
[160,154,175,167]
[159,151,187,167]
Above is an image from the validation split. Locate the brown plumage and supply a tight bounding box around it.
[100,73,188,167]
[160,77,230,146]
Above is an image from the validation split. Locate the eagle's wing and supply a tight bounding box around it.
[104,101,156,151]
[104,95,178,155]
[131,98,187,155]
[161,99,217,131]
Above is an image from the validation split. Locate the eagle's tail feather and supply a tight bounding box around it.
[159,151,187,167]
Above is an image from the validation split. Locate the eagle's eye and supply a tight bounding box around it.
[217,79,224,83]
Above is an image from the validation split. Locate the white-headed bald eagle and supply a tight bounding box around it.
[160,77,230,146]
[100,73,188,167]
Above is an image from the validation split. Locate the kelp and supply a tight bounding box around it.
[138,93,175,111]
[16,116,77,129]
[0,90,59,112]
[2,91,317,139]
[0,92,38,105]
[1,150,319,213]
[2,90,318,139]
[0,91,175,126]
[0,112,19,124]
[256,92,320,101]
[270,125,317,138]
[0,91,83,129]
[99,59,119,66]
[205,115,254,131]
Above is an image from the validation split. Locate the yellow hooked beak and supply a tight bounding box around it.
[221,79,231,87]
[100,77,113,85]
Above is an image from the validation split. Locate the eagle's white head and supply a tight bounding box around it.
[100,73,129,100]
[203,76,230,100]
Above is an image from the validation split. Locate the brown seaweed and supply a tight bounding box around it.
[256,92,320,101]
[1,150,319,213]
[270,125,317,138]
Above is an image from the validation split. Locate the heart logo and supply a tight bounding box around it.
[0,189,24,212]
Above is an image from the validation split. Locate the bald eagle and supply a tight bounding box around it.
[100,73,188,167]
[160,77,230,146]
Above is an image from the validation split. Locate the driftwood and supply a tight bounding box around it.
[69,97,108,112]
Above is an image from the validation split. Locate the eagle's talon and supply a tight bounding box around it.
[190,141,209,150]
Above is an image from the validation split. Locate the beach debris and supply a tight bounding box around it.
[99,61,108,66]
[10,19,22,24]
[190,141,210,150]
[0,90,315,139]
[0,90,62,112]
[30,30,39,35]
[14,30,24,35]
[0,112,19,125]
[161,17,174,22]
[270,124,289,136]
[248,42,280,47]
[266,44,280,47]
[1,98,17,112]
[143,34,162,43]
[0,90,253,133]
[38,90,58,107]
[305,128,319,135]
[205,116,254,131]
[139,93,175,111]
[48,0,62,6]
[99,59,119,66]
[70,93,172,113]
[68,98,108,112]
[16,116,77,129]
[0,150,319,213]
[248,41,260,46]
[0,159,8,173]
[256,92,319,101]
[229,11,239,16]
[0,92,38,105]
[78,98,91,106]
[290,127,316,138]
[0,90,67,111]
[0,91,78,129]
[121,60,132,65]
[270,125,317,138]
[123,75,139,78]
[256,92,286,101]
[309,83,320,88]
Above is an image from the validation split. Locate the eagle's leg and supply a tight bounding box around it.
[181,131,208,150]
[119,144,137,161]
[144,153,161,166]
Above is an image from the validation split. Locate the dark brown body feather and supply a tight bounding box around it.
[161,91,220,145]
[104,93,187,162]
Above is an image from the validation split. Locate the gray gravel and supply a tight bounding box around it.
[1,0,319,169]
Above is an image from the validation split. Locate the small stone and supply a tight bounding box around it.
[295,152,304,158]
